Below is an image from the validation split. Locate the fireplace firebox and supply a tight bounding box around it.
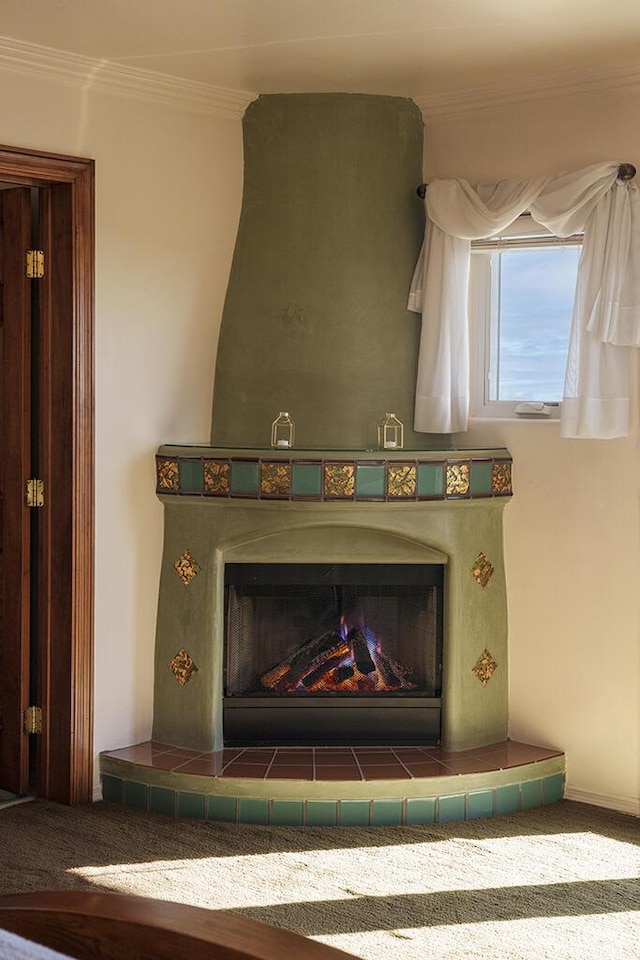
[223,562,444,746]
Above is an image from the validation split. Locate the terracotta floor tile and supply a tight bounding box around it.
[220,764,269,778]
[176,757,225,776]
[358,764,411,780]
[314,766,363,781]
[401,762,450,778]
[266,765,315,780]
[441,758,498,774]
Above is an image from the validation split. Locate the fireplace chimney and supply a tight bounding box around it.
[210,93,446,450]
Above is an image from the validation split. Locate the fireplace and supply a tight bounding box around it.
[223,561,444,745]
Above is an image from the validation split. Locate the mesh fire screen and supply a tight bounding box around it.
[224,563,443,698]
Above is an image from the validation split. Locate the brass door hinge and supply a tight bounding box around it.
[25,249,45,279]
[25,478,44,507]
[23,706,43,735]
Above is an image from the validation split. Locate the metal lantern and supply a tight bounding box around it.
[378,412,403,450]
[271,411,295,448]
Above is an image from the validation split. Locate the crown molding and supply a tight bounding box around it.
[0,35,256,119]
[415,59,640,119]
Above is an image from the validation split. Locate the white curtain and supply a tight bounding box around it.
[408,162,640,438]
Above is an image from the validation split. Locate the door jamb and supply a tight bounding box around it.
[0,144,94,804]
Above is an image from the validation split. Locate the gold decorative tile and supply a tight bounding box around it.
[260,461,292,496]
[169,648,199,686]
[492,462,513,495]
[387,463,417,497]
[446,463,470,496]
[471,552,494,588]
[324,463,355,498]
[203,460,230,495]
[472,649,498,686]
[174,549,201,586]
[157,458,179,491]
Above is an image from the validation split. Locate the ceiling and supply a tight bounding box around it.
[2,0,640,103]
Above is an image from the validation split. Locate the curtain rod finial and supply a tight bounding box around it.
[417,183,427,199]
[618,163,636,181]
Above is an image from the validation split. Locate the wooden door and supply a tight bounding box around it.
[0,187,32,794]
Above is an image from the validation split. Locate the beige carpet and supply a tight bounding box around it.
[0,799,637,959]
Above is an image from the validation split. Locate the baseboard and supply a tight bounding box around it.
[565,787,640,816]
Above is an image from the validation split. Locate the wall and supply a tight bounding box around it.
[423,88,640,813]
[0,65,245,796]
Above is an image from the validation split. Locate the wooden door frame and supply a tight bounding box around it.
[0,144,94,804]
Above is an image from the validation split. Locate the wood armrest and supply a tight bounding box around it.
[0,891,356,960]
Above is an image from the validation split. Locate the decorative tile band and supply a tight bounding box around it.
[156,453,513,503]
[101,770,565,825]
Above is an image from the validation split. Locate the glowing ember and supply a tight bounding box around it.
[260,617,417,693]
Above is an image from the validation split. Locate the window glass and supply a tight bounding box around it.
[493,246,580,402]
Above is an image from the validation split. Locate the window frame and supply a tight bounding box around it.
[469,215,583,420]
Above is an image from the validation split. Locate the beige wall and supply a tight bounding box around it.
[0,67,244,795]
[424,89,640,813]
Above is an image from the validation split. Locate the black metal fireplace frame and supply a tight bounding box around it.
[222,561,444,746]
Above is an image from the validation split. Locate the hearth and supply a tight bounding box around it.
[223,562,444,745]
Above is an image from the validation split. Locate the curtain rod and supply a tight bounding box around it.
[416,163,637,199]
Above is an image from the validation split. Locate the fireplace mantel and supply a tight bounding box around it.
[152,445,513,755]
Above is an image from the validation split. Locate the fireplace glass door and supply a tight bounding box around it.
[223,563,443,746]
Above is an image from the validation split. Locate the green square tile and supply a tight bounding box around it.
[101,775,123,805]
[418,463,444,497]
[178,791,205,819]
[356,465,386,498]
[495,783,520,815]
[470,461,493,496]
[305,801,338,826]
[406,797,436,825]
[438,793,466,823]
[179,459,204,493]
[149,785,175,817]
[372,799,404,826]
[339,800,371,826]
[238,797,270,825]
[543,774,565,805]
[271,800,304,826]
[230,461,259,495]
[467,790,494,820]
[292,463,322,497]
[521,779,544,811]
[207,795,238,822]
[123,780,148,811]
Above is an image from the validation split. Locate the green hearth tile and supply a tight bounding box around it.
[207,795,238,822]
[470,461,493,496]
[230,460,259,495]
[406,798,436,825]
[495,784,520,815]
[372,799,404,826]
[543,774,565,805]
[178,459,204,493]
[101,775,123,805]
[178,791,205,819]
[467,789,494,820]
[292,463,322,497]
[123,780,148,811]
[305,801,338,826]
[356,465,386,498]
[238,797,269,825]
[438,793,466,823]
[418,463,444,497]
[339,800,371,826]
[149,785,176,817]
[271,800,304,826]
[521,779,544,811]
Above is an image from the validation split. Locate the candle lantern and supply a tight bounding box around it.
[378,413,403,450]
[271,411,295,448]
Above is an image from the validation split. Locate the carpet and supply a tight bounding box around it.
[0,799,637,959]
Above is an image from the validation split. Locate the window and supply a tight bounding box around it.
[469,215,582,419]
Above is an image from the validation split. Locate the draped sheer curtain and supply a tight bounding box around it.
[408,162,640,438]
